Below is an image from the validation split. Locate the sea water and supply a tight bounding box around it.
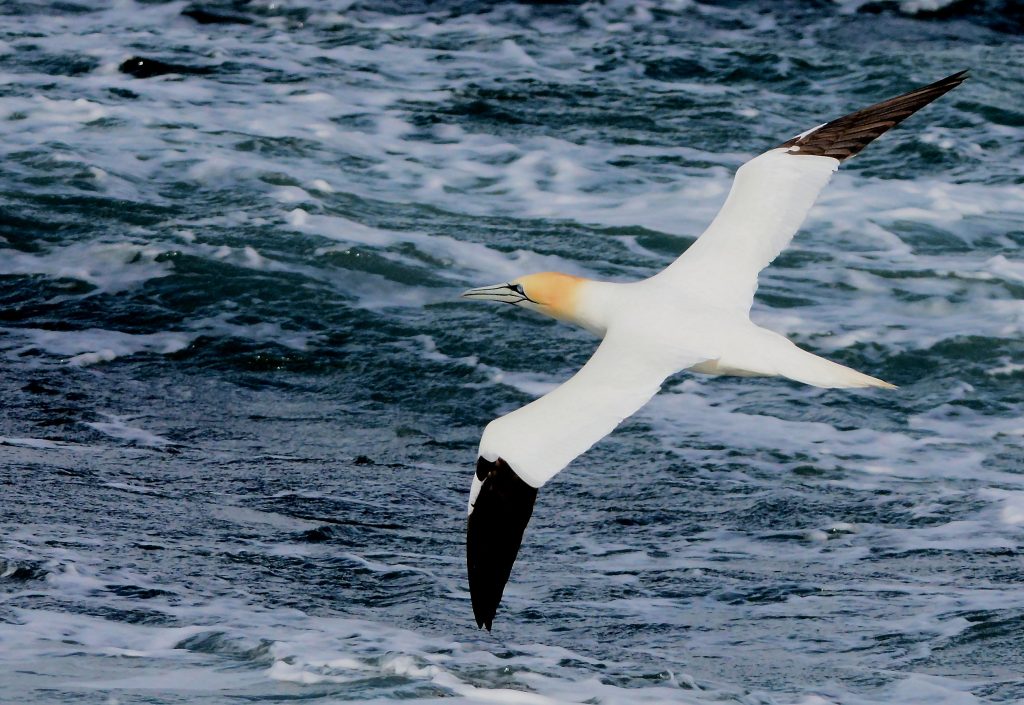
[1,1,1023,703]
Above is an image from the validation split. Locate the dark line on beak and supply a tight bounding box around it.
[504,283,538,305]
[463,292,523,302]
[462,283,531,305]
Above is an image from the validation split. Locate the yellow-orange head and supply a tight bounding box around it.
[461,271,586,324]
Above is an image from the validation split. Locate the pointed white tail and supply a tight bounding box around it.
[775,345,896,390]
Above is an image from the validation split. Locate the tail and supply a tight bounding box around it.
[775,343,896,390]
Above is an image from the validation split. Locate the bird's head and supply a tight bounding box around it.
[461,272,587,326]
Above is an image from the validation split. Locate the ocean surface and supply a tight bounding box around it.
[1,1,1023,703]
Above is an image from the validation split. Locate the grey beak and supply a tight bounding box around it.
[461,283,521,303]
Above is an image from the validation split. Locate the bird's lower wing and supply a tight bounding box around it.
[655,71,967,313]
[467,333,706,629]
[476,333,702,490]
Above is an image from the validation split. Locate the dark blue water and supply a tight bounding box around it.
[1,1,1023,703]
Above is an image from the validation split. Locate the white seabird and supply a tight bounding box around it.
[460,71,968,630]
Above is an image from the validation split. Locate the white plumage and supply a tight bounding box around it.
[657,148,839,313]
[474,148,890,493]
[462,70,967,630]
[478,326,699,489]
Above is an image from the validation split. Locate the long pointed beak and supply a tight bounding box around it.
[461,283,521,303]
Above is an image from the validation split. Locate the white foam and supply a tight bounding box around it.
[0,436,63,449]
[292,211,589,283]
[986,358,1024,376]
[409,334,565,397]
[85,415,172,447]
[1,327,192,366]
[2,327,192,366]
[0,242,174,294]
[979,489,1024,526]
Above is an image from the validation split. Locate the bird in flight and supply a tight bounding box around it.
[461,71,968,630]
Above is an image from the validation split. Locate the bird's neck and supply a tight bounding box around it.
[568,279,619,337]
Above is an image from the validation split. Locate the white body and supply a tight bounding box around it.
[470,149,893,499]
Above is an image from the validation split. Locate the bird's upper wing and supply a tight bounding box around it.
[654,70,967,313]
[475,331,705,492]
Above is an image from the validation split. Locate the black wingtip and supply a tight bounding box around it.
[778,70,968,161]
[467,457,538,631]
[473,611,492,631]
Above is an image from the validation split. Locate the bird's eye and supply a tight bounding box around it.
[513,284,525,296]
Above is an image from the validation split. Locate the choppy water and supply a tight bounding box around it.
[1,1,1023,703]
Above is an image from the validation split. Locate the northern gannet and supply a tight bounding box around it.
[461,71,967,630]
